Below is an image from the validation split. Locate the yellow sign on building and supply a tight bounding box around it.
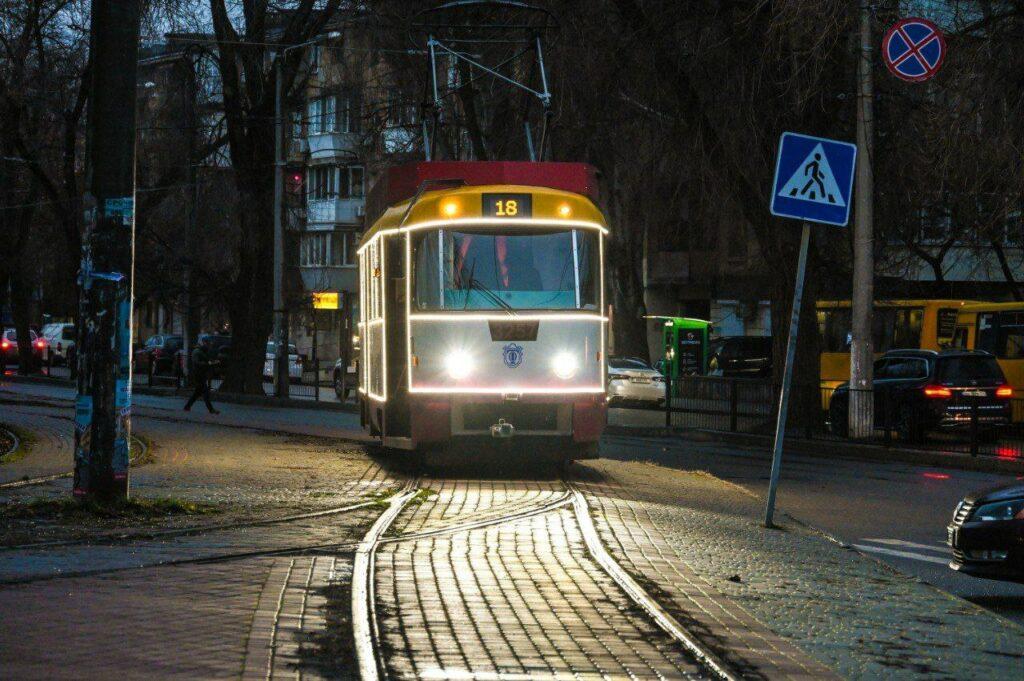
[312,292,339,310]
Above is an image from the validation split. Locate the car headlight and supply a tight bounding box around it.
[971,499,1024,522]
[552,352,579,379]
[445,350,474,380]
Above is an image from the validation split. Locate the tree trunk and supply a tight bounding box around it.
[219,186,274,394]
[10,266,34,375]
[990,238,1022,301]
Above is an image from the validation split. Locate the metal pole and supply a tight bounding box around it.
[764,222,811,527]
[849,3,875,439]
[73,0,142,502]
[273,57,289,398]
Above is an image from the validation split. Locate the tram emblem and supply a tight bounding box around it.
[502,343,524,369]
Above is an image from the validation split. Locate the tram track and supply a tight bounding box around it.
[354,468,742,681]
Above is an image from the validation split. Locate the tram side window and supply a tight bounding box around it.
[891,308,923,350]
[412,233,440,309]
[1000,313,1024,359]
[976,313,997,354]
[817,309,851,352]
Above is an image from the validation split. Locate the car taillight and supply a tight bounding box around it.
[35,340,45,349]
[0,341,8,350]
[923,385,952,398]
[996,386,1014,398]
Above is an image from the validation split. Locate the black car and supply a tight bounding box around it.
[828,349,1012,442]
[707,336,772,377]
[948,482,1024,582]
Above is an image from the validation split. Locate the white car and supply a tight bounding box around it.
[607,357,666,407]
[41,323,76,366]
[263,342,303,382]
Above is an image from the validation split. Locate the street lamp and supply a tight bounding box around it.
[272,30,341,398]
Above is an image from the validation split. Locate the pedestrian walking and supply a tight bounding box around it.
[184,336,220,414]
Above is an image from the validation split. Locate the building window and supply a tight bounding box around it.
[340,165,364,198]
[308,165,364,200]
[301,232,330,267]
[388,89,417,127]
[290,110,303,139]
[307,96,336,135]
[330,230,357,266]
[302,230,357,267]
[337,91,354,133]
[309,45,320,74]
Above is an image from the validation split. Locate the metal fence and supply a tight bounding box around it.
[31,352,356,405]
[658,374,1024,461]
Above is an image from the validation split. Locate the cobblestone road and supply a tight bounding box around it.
[3,383,1024,679]
[376,476,708,679]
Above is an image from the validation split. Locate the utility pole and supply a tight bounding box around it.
[849,3,875,440]
[272,57,290,398]
[73,0,142,501]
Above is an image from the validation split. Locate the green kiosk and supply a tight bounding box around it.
[650,317,712,395]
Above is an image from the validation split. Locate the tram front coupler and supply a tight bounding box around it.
[490,418,515,439]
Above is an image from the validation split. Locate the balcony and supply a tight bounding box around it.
[307,131,360,162]
[307,197,364,226]
[287,137,308,162]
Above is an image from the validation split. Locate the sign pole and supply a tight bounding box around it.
[849,4,876,439]
[764,222,811,528]
[73,0,142,502]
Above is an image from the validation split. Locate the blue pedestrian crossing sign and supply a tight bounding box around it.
[770,132,857,227]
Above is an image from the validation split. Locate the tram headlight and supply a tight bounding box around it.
[445,350,474,380]
[551,352,579,380]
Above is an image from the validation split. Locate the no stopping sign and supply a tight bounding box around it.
[882,17,946,83]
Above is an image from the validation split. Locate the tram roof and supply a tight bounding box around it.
[359,183,608,249]
[958,301,1024,313]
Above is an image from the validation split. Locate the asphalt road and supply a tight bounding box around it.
[602,416,1024,626]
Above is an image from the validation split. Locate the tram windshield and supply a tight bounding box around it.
[413,227,599,311]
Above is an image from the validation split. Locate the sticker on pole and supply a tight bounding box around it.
[883,17,945,83]
[770,132,857,227]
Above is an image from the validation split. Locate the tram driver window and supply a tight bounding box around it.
[413,228,598,310]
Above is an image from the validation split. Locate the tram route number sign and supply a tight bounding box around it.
[483,193,532,218]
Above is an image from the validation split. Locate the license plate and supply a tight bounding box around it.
[630,377,651,384]
[963,389,986,397]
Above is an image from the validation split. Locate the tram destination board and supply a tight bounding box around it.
[483,193,532,218]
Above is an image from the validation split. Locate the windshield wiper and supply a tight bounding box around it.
[468,277,516,316]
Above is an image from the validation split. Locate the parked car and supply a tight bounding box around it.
[133,334,183,375]
[707,336,772,377]
[263,342,302,382]
[828,349,1012,442]
[1,327,45,367]
[175,334,232,378]
[41,323,76,366]
[333,357,358,400]
[948,481,1024,583]
[607,356,666,407]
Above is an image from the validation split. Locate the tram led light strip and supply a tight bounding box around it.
[356,217,609,255]
[408,386,605,395]
[408,313,608,322]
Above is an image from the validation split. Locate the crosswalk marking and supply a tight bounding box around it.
[853,538,951,565]
[860,537,946,552]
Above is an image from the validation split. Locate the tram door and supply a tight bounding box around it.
[384,237,411,438]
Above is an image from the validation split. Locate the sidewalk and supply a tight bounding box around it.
[575,458,1024,679]
[608,406,1024,474]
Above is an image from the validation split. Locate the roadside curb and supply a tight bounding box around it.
[605,425,1024,474]
[1,374,358,413]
